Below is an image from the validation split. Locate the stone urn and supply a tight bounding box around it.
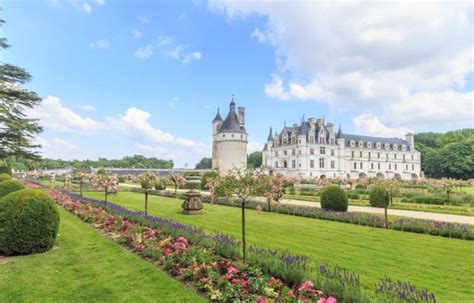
[181,190,203,215]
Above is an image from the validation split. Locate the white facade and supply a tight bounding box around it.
[262,117,421,180]
[212,98,248,175]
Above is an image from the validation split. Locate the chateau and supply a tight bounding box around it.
[212,97,248,175]
[262,117,421,180]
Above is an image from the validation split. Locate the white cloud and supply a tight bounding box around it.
[138,16,151,24]
[168,96,178,108]
[248,141,263,153]
[67,0,104,13]
[134,44,154,59]
[157,34,173,46]
[182,51,202,64]
[28,96,103,132]
[81,2,91,13]
[353,114,412,138]
[210,1,474,129]
[94,0,105,6]
[132,30,143,40]
[36,137,79,159]
[79,104,96,111]
[89,39,109,49]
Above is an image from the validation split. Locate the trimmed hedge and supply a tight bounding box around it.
[0,179,26,197]
[369,187,389,208]
[320,185,348,212]
[414,196,445,205]
[200,171,219,190]
[0,166,12,176]
[0,189,60,255]
[0,173,12,182]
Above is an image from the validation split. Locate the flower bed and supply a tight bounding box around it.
[49,190,337,302]
[131,188,474,240]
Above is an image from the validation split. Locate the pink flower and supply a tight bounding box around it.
[298,280,314,291]
[256,297,268,303]
[164,247,171,255]
[326,297,337,303]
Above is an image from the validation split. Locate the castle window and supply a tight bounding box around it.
[320,137,326,144]
[406,164,408,170]
[223,134,225,138]
[371,163,374,169]
[412,164,414,170]
[241,134,243,139]
[411,155,414,160]
[319,158,325,168]
[358,141,363,148]
[389,164,391,170]
[320,147,326,154]
[378,163,381,170]
[395,164,398,170]
[292,160,296,168]
[386,153,389,160]
[368,142,372,148]
[403,154,406,161]
[231,134,234,138]
[275,151,278,157]
[292,149,295,156]
[331,160,335,169]
[310,160,314,168]
[353,162,357,169]
[351,151,355,158]
[330,138,335,145]
[359,151,363,158]
[275,162,278,168]
[378,153,380,159]
[298,139,301,144]
[368,152,371,159]
[351,141,355,147]
[299,163,301,168]
[310,136,314,143]
[377,143,381,149]
[310,148,314,155]
[298,150,301,155]
[284,150,287,156]
[331,149,335,156]
[394,154,397,160]
[360,162,363,169]
[283,160,287,168]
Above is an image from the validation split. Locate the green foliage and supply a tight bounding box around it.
[195,157,212,169]
[0,189,59,255]
[201,171,219,190]
[415,129,474,179]
[320,185,348,212]
[0,179,25,197]
[413,196,445,205]
[0,19,42,160]
[0,173,12,182]
[154,179,167,190]
[369,187,389,208]
[117,176,125,183]
[0,165,12,175]
[247,151,262,168]
[11,155,174,171]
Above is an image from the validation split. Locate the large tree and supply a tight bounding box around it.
[247,151,262,168]
[0,18,42,160]
[195,157,212,169]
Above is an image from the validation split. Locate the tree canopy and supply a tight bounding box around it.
[247,151,262,168]
[195,157,212,169]
[415,128,473,179]
[0,18,42,160]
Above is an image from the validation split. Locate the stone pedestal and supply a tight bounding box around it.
[181,190,203,215]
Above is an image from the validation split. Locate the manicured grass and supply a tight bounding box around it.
[85,191,474,302]
[0,208,205,303]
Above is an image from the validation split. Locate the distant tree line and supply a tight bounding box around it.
[415,128,473,179]
[7,155,174,171]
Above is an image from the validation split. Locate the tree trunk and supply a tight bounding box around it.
[268,200,272,212]
[384,204,388,229]
[389,189,393,205]
[447,189,450,205]
[175,185,178,197]
[241,200,246,262]
[145,191,148,217]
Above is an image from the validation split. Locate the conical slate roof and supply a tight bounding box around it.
[212,108,223,122]
[267,127,273,141]
[218,99,246,134]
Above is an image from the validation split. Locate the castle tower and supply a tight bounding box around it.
[212,96,248,175]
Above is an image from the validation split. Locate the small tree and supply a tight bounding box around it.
[138,171,157,216]
[64,174,72,192]
[205,177,219,204]
[219,168,265,262]
[262,174,285,211]
[369,186,390,228]
[170,173,186,196]
[91,173,118,203]
[73,170,88,197]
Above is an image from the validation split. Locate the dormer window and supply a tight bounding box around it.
[376,142,381,149]
[350,140,355,147]
[367,142,372,148]
[358,141,363,148]
[393,144,397,150]
[402,145,406,151]
[384,143,390,150]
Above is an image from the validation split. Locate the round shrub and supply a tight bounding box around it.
[369,186,389,208]
[0,166,12,176]
[0,173,12,182]
[0,179,26,197]
[201,171,219,190]
[320,185,348,212]
[154,179,167,190]
[0,189,59,255]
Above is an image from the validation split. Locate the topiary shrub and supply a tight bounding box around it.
[201,171,219,190]
[0,173,12,182]
[0,189,60,255]
[0,166,12,176]
[320,185,348,212]
[369,186,389,208]
[0,179,26,197]
[154,179,167,190]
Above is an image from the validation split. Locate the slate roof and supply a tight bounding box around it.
[267,128,273,141]
[218,104,246,134]
[342,134,409,146]
[212,109,223,122]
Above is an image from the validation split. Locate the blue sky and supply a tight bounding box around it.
[2,1,473,167]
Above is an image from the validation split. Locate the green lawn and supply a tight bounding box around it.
[0,208,205,303]
[85,191,474,302]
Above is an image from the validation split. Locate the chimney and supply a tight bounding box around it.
[406,132,414,147]
[327,122,333,133]
[316,118,323,127]
[308,118,316,127]
[238,107,245,127]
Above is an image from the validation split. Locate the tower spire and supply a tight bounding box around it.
[267,127,273,141]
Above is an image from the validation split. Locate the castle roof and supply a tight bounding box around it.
[212,108,223,122]
[342,134,409,146]
[218,98,246,134]
[267,127,273,141]
[336,124,343,139]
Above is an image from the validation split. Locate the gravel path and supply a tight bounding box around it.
[120,183,473,225]
[281,199,474,225]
